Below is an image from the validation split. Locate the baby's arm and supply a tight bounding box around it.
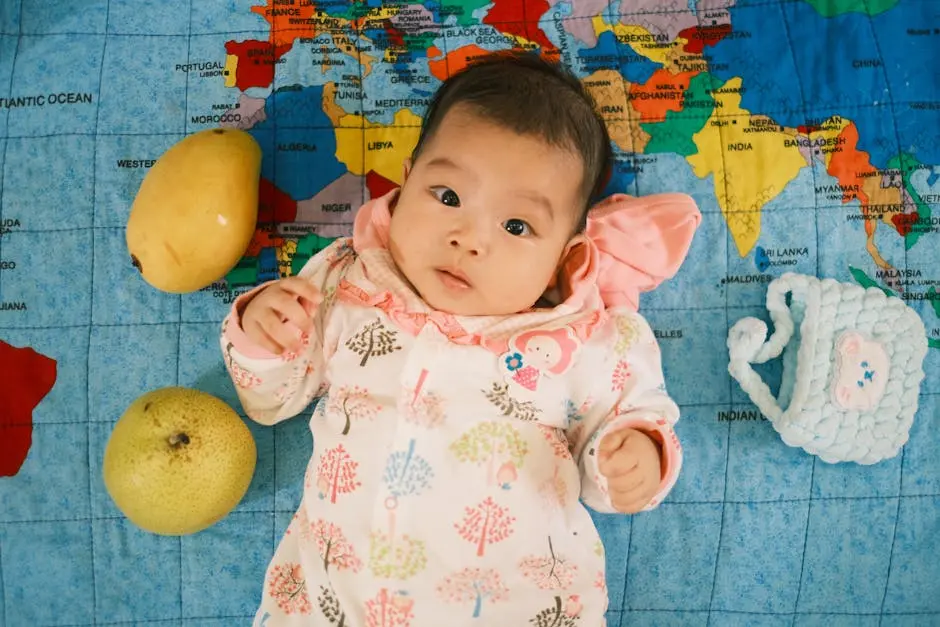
[567,313,683,514]
[220,241,355,425]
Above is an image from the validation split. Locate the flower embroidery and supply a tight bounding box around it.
[505,352,523,372]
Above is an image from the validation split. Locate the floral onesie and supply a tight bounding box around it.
[221,189,701,627]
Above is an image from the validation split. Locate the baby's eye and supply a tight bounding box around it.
[503,219,531,237]
[431,186,460,207]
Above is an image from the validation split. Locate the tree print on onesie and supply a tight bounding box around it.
[345,318,402,366]
[402,368,446,429]
[265,509,363,621]
[307,518,363,626]
[436,567,510,619]
[520,536,584,626]
[450,422,529,490]
[325,385,380,435]
[312,444,361,503]
[376,438,434,565]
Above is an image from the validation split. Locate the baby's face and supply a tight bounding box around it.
[388,106,586,316]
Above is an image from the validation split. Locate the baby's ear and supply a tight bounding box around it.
[401,158,413,182]
[549,233,590,290]
[560,233,588,266]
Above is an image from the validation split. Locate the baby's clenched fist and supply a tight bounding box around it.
[240,277,322,355]
[597,427,662,514]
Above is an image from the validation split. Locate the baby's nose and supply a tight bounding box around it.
[449,221,489,256]
[449,236,481,256]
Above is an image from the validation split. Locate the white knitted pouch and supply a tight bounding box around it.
[727,272,928,464]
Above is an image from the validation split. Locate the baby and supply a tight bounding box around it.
[221,51,701,626]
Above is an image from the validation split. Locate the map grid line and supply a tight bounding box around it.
[86,0,112,623]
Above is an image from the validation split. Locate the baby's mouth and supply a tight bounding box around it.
[435,268,472,290]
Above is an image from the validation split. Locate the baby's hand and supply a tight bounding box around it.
[597,428,662,514]
[241,277,322,354]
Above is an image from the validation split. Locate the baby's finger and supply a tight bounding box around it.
[299,297,319,316]
[609,471,645,496]
[260,309,302,352]
[281,277,322,307]
[272,293,313,332]
[271,323,304,353]
[246,319,286,355]
[598,429,630,459]
[599,451,639,478]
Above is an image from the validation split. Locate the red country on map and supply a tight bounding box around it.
[483,0,556,52]
[225,40,293,90]
[383,19,406,48]
[677,24,732,54]
[0,340,57,477]
[242,178,297,256]
[258,177,298,224]
[366,170,398,199]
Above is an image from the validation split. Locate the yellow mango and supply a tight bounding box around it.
[126,128,261,293]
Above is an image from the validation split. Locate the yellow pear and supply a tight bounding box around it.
[103,387,257,536]
[126,128,261,293]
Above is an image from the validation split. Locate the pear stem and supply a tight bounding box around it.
[168,433,190,448]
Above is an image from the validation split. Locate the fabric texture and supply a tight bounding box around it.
[727,273,929,464]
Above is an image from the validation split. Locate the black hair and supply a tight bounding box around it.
[410,50,613,232]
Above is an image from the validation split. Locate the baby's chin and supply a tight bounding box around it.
[417,289,486,316]
[419,287,538,317]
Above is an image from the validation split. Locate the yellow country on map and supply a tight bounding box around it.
[335,109,422,184]
[591,16,680,67]
[686,77,806,257]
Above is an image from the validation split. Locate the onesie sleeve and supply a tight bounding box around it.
[219,240,355,426]
[567,311,683,514]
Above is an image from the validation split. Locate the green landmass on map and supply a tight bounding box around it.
[849,266,895,296]
[320,1,379,20]
[442,0,492,26]
[850,267,940,348]
[225,233,338,287]
[642,72,718,157]
[803,0,899,17]
[226,257,268,288]
[403,31,438,52]
[888,153,933,250]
